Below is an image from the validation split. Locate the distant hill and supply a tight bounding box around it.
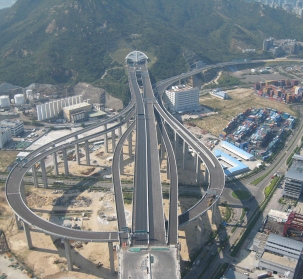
[0,0,16,9]
[1,0,303,100]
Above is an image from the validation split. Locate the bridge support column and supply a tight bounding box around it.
[108,242,115,276]
[160,137,165,160]
[118,118,122,139]
[40,160,48,189]
[193,152,197,169]
[127,122,132,158]
[104,124,108,153]
[204,167,209,184]
[174,131,178,154]
[120,152,124,175]
[32,165,39,188]
[182,141,187,170]
[64,239,73,271]
[195,156,201,184]
[15,214,22,230]
[75,143,80,165]
[23,223,33,250]
[211,199,219,225]
[53,150,58,176]
[111,130,116,152]
[85,140,90,165]
[63,148,69,175]
[196,217,205,245]
[166,157,170,179]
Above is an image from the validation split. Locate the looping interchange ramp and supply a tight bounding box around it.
[5,50,230,278]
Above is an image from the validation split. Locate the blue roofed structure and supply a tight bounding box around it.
[214,149,250,177]
[221,141,254,161]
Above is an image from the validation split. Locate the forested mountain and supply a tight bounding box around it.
[1,0,303,90]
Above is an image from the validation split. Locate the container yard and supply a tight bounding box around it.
[221,107,295,161]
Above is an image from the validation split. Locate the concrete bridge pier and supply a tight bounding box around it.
[166,157,170,179]
[160,137,166,160]
[196,216,205,245]
[195,156,201,183]
[108,242,115,275]
[174,131,178,154]
[127,122,132,158]
[120,152,124,175]
[193,152,197,169]
[75,143,80,165]
[104,124,108,153]
[64,239,73,271]
[182,141,188,170]
[15,214,22,230]
[112,130,116,151]
[32,165,39,188]
[85,140,90,166]
[211,198,219,225]
[118,117,122,139]
[53,148,58,176]
[23,222,33,250]
[63,148,69,175]
[204,167,209,184]
[40,160,48,189]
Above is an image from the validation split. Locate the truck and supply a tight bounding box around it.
[257,271,272,278]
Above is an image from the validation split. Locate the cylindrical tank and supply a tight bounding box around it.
[26,89,34,99]
[14,94,25,106]
[0,95,10,107]
[11,99,15,104]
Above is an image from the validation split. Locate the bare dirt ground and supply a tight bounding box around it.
[0,151,18,172]
[0,126,214,278]
[192,87,294,137]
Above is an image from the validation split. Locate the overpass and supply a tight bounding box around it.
[6,50,261,278]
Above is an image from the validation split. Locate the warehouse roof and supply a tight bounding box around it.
[261,252,297,269]
[89,111,107,118]
[214,149,250,177]
[63,102,91,111]
[221,141,254,161]
[285,159,303,181]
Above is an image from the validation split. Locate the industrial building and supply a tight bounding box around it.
[211,89,229,100]
[0,95,10,108]
[164,85,199,113]
[36,95,84,121]
[0,119,24,136]
[214,149,250,177]
[63,102,92,122]
[258,233,303,278]
[283,154,303,199]
[221,141,254,161]
[0,127,11,148]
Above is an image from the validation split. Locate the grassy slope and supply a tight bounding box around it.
[0,0,303,94]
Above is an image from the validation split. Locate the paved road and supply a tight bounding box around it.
[141,66,166,245]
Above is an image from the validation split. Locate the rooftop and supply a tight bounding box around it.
[285,159,303,181]
[214,149,249,177]
[88,110,107,118]
[63,102,91,111]
[166,85,197,93]
[267,233,303,253]
[221,141,254,161]
[261,252,297,269]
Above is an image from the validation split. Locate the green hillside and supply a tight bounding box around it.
[1,0,303,97]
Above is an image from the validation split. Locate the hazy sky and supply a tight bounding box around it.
[0,0,16,9]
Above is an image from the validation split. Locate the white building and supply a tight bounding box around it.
[164,85,199,112]
[0,127,11,148]
[36,95,83,121]
[0,119,24,137]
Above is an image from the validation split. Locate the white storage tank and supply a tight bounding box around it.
[14,94,25,106]
[26,89,34,99]
[0,95,10,108]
